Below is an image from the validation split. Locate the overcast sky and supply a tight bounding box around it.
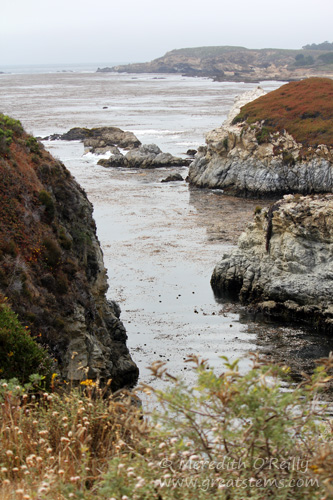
[1,0,333,66]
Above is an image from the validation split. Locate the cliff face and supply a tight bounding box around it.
[211,194,333,334]
[188,79,333,197]
[98,46,333,82]
[0,114,138,389]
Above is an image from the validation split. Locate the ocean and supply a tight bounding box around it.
[1,66,332,391]
[0,66,281,154]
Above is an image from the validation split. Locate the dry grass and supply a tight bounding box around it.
[0,382,145,499]
[0,356,332,499]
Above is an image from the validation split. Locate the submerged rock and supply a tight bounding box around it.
[211,194,333,334]
[186,149,197,157]
[0,114,139,390]
[98,144,190,169]
[188,79,333,197]
[161,173,184,182]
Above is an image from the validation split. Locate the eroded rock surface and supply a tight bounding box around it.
[211,194,333,333]
[188,88,333,197]
[44,126,141,152]
[1,117,139,389]
[98,144,190,169]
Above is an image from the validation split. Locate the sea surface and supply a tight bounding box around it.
[1,67,332,394]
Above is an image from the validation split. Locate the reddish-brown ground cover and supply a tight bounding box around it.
[234,77,333,148]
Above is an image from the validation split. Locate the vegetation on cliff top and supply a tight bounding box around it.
[108,43,333,81]
[233,78,333,148]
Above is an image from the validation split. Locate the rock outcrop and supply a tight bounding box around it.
[97,144,190,169]
[98,45,333,82]
[211,194,333,334]
[0,114,138,389]
[43,126,141,152]
[188,79,333,197]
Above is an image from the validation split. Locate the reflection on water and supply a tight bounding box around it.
[188,187,267,242]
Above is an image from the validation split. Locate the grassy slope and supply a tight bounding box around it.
[234,77,333,148]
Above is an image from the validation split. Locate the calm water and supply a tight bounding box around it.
[1,69,331,391]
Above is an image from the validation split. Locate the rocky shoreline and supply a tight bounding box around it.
[188,84,333,197]
[211,194,333,335]
[98,45,333,83]
[44,127,190,169]
[187,80,333,347]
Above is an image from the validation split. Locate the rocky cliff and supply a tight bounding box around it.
[0,114,138,389]
[188,78,333,197]
[211,193,333,334]
[98,45,333,82]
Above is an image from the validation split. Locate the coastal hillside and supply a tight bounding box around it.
[0,114,138,388]
[98,44,333,82]
[188,78,333,197]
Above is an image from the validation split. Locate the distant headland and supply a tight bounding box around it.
[97,42,333,82]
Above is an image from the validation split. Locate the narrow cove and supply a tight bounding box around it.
[45,140,333,398]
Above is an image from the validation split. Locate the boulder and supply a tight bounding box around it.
[97,144,190,169]
[98,154,126,168]
[85,145,121,156]
[161,173,184,182]
[186,149,197,157]
[43,126,141,151]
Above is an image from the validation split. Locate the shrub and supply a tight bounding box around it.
[232,113,247,125]
[0,115,23,135]
[294,54,314,67]
[318,53,333,64]
[0,301,52,385]
[0,115,23,155]
[255,126,270,144]
[1,239,18,257]
[99,355,333,500]
[58,227,72,250]
[282,150,296,166]
[38,190,55,221]
[0,355,332,498]
[42,237,61,268]
[55,271,69,294]
[26,136,41,155]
